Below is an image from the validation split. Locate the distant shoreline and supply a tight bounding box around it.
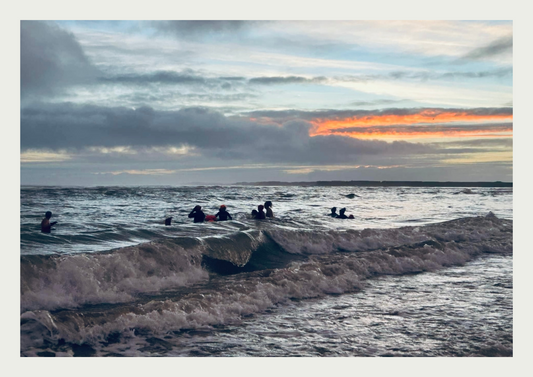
[20,181,513,188]
[234,180,513,188]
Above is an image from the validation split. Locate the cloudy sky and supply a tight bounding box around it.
[20,20,513,185]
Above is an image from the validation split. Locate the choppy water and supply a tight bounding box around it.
[20,185,512,357]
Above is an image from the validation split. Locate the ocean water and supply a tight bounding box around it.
[20,185,513,357]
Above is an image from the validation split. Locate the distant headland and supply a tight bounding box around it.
[234,181,512,187]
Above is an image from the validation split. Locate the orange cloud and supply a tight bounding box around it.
[310,110,513,138]
[320,125,513,140]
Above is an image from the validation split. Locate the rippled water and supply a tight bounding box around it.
[20,185,512,357]
[21,185,512,255]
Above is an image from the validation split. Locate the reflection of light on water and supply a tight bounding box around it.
[20,186,512,255]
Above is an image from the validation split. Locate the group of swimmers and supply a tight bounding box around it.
[329,207,355,219]
[186,204,233,224]
[41,201,352,233]
[178,201,274,224]
[251,201,274,220]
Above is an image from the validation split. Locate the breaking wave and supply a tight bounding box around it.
[20,213,512,350]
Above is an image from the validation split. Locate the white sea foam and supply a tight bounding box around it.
[20,214,512,349]
[21,240,209,312]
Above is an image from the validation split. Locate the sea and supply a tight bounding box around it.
[20,185,513,357]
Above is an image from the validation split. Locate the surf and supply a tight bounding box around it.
[20,213,512,352]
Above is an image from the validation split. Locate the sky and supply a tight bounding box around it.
[20,20,513,185]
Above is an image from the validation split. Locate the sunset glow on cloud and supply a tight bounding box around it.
[309,109,513,140]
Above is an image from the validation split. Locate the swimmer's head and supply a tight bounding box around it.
[45,211,52,219]
[258,205,264,211]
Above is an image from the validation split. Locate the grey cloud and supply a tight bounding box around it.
[430,138,513,148]
[343,68,511,82]
[462,35,513,60]
[101,70,207,85]
[152,21,257,38]
[76,67,510,103]
[249,76,328,85]
[246,68,511,87]
[99,70,249,92]
[110,91,258,111]
[387,68,512,81]
[184,93,259,102]
[102,71,327,88]
[437,68,511,79]
[219,77,247,81]
[21,103,435,166]
[21,21,100,98]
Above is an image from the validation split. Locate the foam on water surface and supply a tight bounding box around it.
[20,186,513,356]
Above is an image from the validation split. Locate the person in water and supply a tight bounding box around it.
[188,205,206,223]
[348,214,355,219]
[41,211,57,233]
[255,205,266,219]
[329,207,338,217]
[164,217,172,226]
[336,208,348,219]
[264,201,274,218]
[251,209,258,218]
[215,205,232,221]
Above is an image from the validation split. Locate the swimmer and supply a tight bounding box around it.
[264,201,274,218]
[188,205,206,223]
[255,205,266,220]
[336,208,348,219]
[41,211,57,233]
[215,205,232,221]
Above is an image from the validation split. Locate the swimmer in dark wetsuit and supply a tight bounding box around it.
[215,205,232,221]
[41,211,57,233]
[329,207,338,217]
[255,205,266,220]
[188,205,206,223]
[264,201,274,218]
[336,208,348,219]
